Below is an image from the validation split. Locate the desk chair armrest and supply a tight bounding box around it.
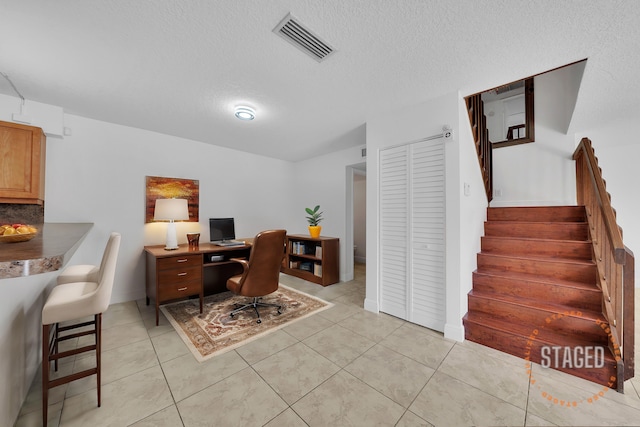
[229,258,249,275]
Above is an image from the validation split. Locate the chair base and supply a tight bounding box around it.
[42,314,102,427]
[229,297,281,324]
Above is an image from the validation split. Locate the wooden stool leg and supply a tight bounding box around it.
[54,323,59,372]
[96,313,102,407]
[42,323,50,427]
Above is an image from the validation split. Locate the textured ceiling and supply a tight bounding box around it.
[0,1,638,161]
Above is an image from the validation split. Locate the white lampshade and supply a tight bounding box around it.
[154,198,189,221]
[154,198,189,250]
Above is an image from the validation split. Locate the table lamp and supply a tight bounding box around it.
[154,198,189,250]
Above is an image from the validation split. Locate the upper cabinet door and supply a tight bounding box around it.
[0,120,46,204]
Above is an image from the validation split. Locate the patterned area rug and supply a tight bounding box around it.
[161,284,332,362]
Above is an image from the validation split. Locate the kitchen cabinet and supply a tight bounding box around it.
[0,120,46,205]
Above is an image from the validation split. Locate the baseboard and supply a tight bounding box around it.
[364,297,379,313]
[444,322,465,342]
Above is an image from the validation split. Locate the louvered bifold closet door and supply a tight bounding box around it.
[379,139,446,331]
[409,139,445,331]
[379,145,410,319]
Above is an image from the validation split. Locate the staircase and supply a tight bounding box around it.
[463,205,619,389]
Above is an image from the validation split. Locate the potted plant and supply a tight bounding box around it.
[305,205,323,238]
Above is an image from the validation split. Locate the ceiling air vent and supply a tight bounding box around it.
[273,13,334,62]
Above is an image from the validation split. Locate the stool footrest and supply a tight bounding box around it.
[58,328,96,342]
[58,319,95,332]
[50,344,97,361]
[48,367,98,389]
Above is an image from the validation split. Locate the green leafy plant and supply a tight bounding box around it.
[305,205,323,226]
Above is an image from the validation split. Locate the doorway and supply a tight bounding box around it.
[345,162,366,282]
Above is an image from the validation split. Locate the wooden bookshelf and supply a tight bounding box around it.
[281,234,339,286]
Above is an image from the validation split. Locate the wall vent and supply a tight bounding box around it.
[273,13,334,62]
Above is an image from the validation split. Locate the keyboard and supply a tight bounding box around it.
[212,240,245,247]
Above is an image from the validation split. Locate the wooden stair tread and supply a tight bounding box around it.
[473,269,600,292]
[482,235,592,245]
[487,206,587,222]
[463,312,616,362]
[468,289,605,322]
[479,251,596,266]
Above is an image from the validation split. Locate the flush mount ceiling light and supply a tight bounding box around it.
[234,106,255,121]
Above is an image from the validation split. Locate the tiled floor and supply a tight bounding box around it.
[15,264,640,426]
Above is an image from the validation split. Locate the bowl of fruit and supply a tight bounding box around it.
[0,223,38,243]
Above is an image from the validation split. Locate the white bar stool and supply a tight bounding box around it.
[56,236,114,285]
[41,232,120,427]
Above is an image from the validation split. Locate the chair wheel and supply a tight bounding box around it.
[277,310,281,315]
[257,319,261,324]
[230,313,234,318]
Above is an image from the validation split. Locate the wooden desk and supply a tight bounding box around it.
[144,241,251,325]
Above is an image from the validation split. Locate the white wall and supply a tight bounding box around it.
[291,145,367,282]
[491,69,581,206]
[575,118,640,287]
[365,92,487,341]
[45,114,299,303]
[353,173,367,263]
[0,273,57,427]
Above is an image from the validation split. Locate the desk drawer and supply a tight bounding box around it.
[159,279,201,301]
[158,265,201,284]
[157,254,201,271]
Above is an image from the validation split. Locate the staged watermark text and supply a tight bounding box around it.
[540,346,605,369]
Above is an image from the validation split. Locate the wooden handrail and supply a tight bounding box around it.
[465,94,493,202]
[573,137,635,387]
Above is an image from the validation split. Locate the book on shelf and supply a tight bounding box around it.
[315,246,322,258]
[289,260,301,269]
[300,261,313,272]
[313,263,322,277]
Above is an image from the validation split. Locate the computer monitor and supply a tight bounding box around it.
[209,218,236,242]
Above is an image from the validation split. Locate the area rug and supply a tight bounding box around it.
[160,284,332,362]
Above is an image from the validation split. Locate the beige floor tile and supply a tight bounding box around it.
[379,322,454,369]
[253,342,340,404]
[531,362,640,410]
[303,323,376,367]
[409,371,525,427]
[177,367,287,427]
[395,410,434,427]
[333,289,366,306]
[339,310,405,342]
[316,300,361,323]
[140,309,175,338]
[76,321,149,353]
[19,364,71,417]
[59,365,173,427]
[263,408,308,426]
[309,282,357,301]
[66,338,159,398]
[15,401,63,427]
[345,344,435,408]
[460,338,528,367]
[527,366,640,426]
[102,301,142,329]
[292,370,405,426]
[438,343,530,409]
[525,412,558,426]
[162,349,248,402]
[235,329,299,365]
[150,330,189,363]
[129,404,184,427]
[282,313,334,340]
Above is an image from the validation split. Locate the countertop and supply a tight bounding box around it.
[0,223,93,279]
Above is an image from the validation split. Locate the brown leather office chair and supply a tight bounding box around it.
[227,229,287,323]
